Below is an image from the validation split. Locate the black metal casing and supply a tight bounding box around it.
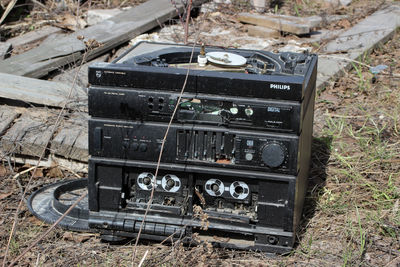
[86,42,317,253]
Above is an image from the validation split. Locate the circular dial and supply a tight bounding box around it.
[261,142,286,168]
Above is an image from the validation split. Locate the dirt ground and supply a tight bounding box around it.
[0,0,399,266]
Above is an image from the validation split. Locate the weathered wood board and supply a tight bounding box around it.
[0,0,205,78]
[238,13,348,33]
[0,110,53,158]
[0,42,12,59]
[6,26,61,48]
[246,25,280,38]
[0,73,87,109]
[238,13,310,35]
[317,4,400,89]
[0,105,21,135]
[51,113,88,162]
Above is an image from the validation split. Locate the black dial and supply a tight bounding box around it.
[261,142,286,168]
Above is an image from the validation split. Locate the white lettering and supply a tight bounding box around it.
[270,84,291,90]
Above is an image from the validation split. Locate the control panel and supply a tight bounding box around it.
[88,87,302,133]
[89,119,299,174]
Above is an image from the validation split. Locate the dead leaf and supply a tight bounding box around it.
[47,166,63,178]
[0,165,8,176]
[0,192,12,200]
[84,38,103,49]
[337,19,351,29]
[63,232,92,243]
[27,216,43,225]
[31,168,44,178]
[58,13,87,31]
[319,92,340,103]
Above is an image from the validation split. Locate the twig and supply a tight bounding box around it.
[138,250,149,267]
[0,0,17,26]
[184,0,193,44]
[130,11,207,265]
[12,166,36,180]
[170,0,185,29]
[31,0,51,11]
[131,39,197,265]
[7,191,87,267]
[2,44,93,267]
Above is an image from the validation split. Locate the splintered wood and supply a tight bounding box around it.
[239,13,348,37]
[51,113,88,162]
[0,106,89,164]
[0,105,21,136]
[0,73,87,109]
[1,110,53,158]
[238,13,311,35]
[0,0,206,78]
[0,42,12,59]
[247,25,281,38]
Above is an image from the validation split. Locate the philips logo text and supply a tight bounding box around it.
[270,84,291,90]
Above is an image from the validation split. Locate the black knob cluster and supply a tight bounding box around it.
[129,142,147,152]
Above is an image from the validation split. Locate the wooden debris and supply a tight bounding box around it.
[87,8,123,26]
[0,111,53,158]
[0,105,21,136]
[0,73,87,109]
[238,12,310,35]
[317,4,400,89]
[6,26,60,49]
[239,13,349,34]
[0,42,12,59]
[0,0,206,78]
[51,113,88,162]
[246,25,280,38]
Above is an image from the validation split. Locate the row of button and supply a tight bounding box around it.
[123,141,148,152]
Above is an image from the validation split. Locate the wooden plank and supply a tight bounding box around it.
[51,113,88,162]
[0,110,53,158]
[87,8,123,26]
[1,114,34,155]
[0,0,205,78]
[246,25,280,38]
[317,4,400,89]
[6,26,61,48]
[69,129,88,162]
[51,127,82,159]
[239,13,348,32]
[0,42,12,59]
[0,105,21,135]
[0,73,87,109]
[238,12,310,35]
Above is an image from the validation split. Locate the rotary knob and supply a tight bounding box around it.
[261,142,286,168]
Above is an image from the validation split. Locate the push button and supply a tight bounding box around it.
[139,143,147,152]
[131,142,139,151]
